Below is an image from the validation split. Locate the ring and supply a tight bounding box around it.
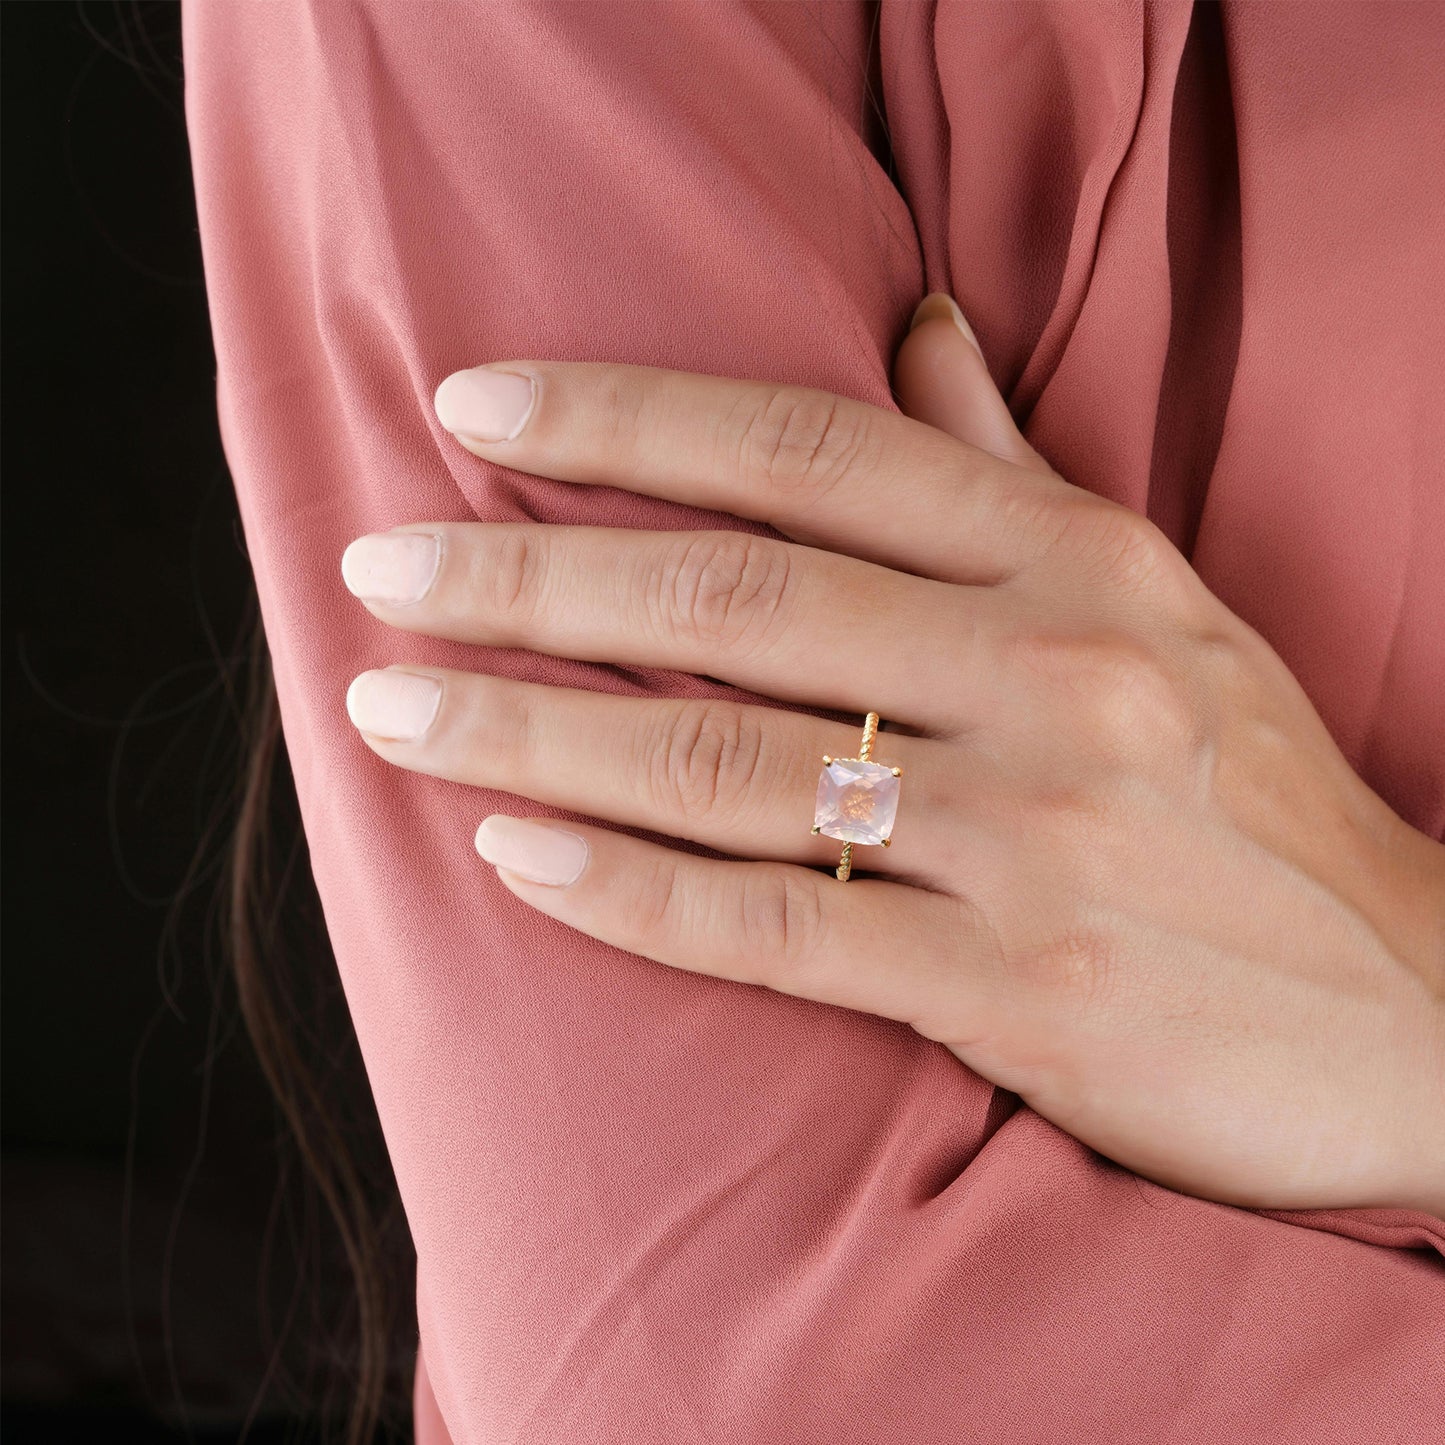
[810,711,903,881]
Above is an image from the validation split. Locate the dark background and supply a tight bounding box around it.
[2,4,404,1438]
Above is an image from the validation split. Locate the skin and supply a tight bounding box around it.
[341,294,1445,1217]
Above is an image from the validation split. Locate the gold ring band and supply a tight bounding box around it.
[810,711,903,881]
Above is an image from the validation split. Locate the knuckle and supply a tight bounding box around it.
[1051,501,1193,604]
[483,526,545,628]
[738,868,827,988]
[651,700,768,826]
[630,851,686,951]
[1193,624,1263,708]
[991,484,1075,564]
[738,387,871,500]
[1088,641,1189,747]
[1101,511,1174,593]
[1016,629,1192,761]
[667,531,794,651]
[473,676,534,773]
[1007,924,1121,1011]
[597,367,650,451]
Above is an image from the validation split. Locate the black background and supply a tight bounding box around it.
[2,4,393,1439]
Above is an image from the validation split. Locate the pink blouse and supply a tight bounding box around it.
[180,2,1445,1440]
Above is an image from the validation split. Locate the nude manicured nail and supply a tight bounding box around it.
[341,532,441,605]
[475,815,590,886]
[346,669,442,740]
[434,368,537,442]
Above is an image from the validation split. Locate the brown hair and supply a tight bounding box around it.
[226,596,413,1442]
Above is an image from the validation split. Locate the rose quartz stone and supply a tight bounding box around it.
[813,758,901,846]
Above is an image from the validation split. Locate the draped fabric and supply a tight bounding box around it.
[180,3,1445,1441]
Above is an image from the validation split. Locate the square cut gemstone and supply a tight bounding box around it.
[813,758,900,846]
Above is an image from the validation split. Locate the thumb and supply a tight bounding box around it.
[894,292,1053,474]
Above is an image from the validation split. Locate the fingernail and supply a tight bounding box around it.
[434,368,537,442]
[908,292,981,352]
[346,669,442,741]
[475,814,590,886]
[342,532,441,605]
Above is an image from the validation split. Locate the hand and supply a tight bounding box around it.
[339,295,1445,1216]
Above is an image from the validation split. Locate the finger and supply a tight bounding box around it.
[473,813,984,1035]
[340,522,1002,733]
[433,358,1082,586]
[345,665,937,882]
[894,293,1055,474]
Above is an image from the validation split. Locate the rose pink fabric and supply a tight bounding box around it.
[179,2,1445,1440]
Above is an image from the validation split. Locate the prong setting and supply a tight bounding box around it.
[811,713,901,870]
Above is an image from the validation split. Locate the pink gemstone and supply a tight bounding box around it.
[813,758,901,846]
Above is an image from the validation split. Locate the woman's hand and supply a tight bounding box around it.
[340,295,1445,1217]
